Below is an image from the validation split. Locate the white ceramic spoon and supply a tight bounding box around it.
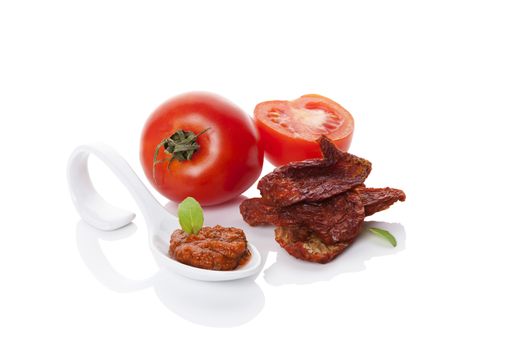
[67,143,261,281]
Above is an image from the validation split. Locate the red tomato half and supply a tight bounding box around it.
[254,94,354,166]
[140,92,263,206]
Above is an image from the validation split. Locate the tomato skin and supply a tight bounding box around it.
[254,94,354,166]
[140,92,263,206]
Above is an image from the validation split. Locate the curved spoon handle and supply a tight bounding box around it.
[67,143,168,231]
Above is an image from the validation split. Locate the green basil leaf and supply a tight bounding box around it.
[178,197,204,235]
[369,227,397,247]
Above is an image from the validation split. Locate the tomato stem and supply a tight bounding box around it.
[153,128,210,184]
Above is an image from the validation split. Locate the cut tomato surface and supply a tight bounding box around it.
[254,94,354,166]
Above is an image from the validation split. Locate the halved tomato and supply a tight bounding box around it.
[254,94,354,166]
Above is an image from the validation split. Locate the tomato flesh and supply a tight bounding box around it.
[255,94,354,166]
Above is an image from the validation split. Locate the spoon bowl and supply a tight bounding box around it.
[150,239,261,282]
[67,143,262,281]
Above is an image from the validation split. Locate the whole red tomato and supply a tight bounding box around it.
[140,92,263,206]
[254,94,354,166]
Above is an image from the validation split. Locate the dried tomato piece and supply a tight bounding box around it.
[240,135,405,264]
[257,136,372,206]
[275,226,351,264]
[353,186,406,216]
[240,191,365,245]
[239,197,284,226]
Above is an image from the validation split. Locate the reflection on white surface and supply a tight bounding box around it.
[76,220,265,328]
[153,270,264,327]
[76,197,406,326]
[76,221,156,292]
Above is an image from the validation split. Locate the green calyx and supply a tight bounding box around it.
[153,128,210,183]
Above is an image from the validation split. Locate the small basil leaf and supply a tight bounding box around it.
[369,227,397,247]
[178,197,204,235]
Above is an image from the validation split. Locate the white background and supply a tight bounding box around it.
[1,1,524,349]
